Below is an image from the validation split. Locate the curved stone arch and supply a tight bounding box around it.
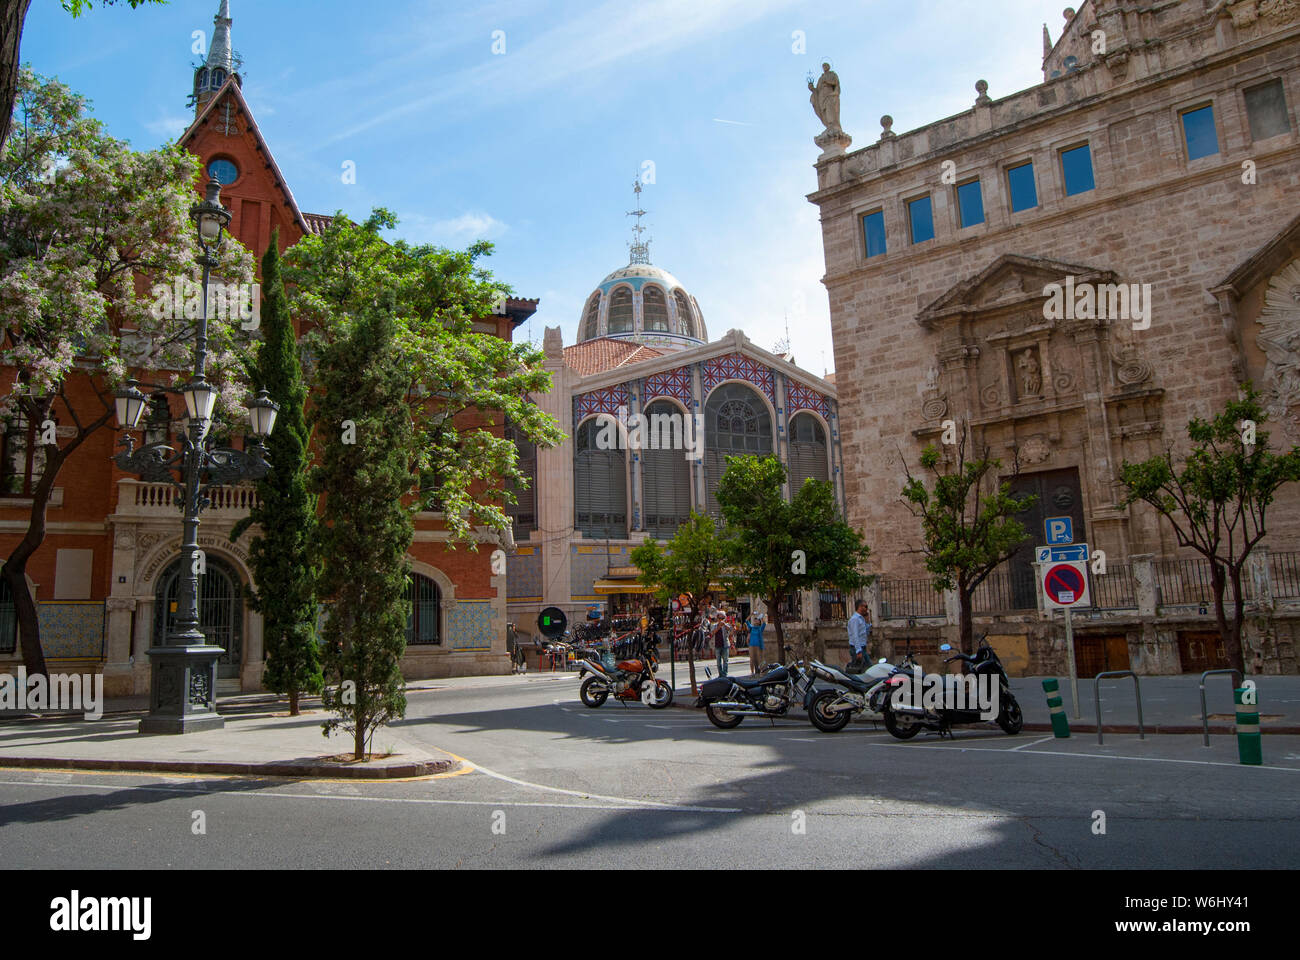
[703,377,779,426]
[639,394,691,419]
[135,538,254,598]
[787,410,833,489]
[405,559,453,647]
[574,411,632,450]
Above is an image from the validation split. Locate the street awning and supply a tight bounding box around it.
[592,578,657,595]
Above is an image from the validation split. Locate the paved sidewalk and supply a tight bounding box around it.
[0,695,460,779]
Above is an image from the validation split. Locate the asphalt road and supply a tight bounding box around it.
[2,671,1298,868]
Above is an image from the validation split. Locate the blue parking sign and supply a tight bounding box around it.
[1045,516,1073,544]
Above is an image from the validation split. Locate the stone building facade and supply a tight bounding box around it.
[808,0,1300,674]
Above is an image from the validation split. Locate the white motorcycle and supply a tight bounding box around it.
[803,652,917,732]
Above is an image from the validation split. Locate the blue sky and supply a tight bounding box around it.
[21,0,1052,373]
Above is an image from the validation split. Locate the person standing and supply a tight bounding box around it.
[847,599,872,669]
[747,612,767,674]
[712,611,730,677]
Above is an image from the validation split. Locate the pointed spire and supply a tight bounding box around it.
[627,177,651,265]
[1043,23,1053,60]
[207,1,233,72]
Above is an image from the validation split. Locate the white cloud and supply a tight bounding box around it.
[142,112,193,142]
[400,211,508,245]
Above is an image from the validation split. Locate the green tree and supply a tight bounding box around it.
[716,454,871,663]
[285,210,561,551]
[1119,385,1300,674]
[632,513,732,695]
[0,68,251,674]
[310,307,414,760]
[230,231,321,715]
[900,424,1032,653]
[1,1,166,152]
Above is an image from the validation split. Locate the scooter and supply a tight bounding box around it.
[878,634,1024,740]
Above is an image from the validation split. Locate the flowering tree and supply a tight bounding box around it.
[0,69,252,673]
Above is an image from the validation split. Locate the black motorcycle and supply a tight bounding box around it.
[878,634,1024,740]
[694,660,813,728]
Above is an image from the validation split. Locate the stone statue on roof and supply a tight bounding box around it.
[808,63,842,134]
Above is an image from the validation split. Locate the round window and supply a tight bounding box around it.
[207,158,238,185]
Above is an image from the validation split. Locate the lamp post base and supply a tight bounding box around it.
[137,643,226,735]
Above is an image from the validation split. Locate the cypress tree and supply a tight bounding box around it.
[232,230,322,715]
[310,305,415,760]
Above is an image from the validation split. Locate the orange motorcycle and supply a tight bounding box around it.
[577,638,673,709]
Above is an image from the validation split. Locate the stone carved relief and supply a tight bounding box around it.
[1255,259,1300,440]
[1260,0,1300,23]
[1109,324,1155,387]
[1015,346,1043,399]
[920,366,947,421]
[1018,434,1051,464]
[189,670,212,707]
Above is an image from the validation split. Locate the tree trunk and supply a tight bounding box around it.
[0,0,32,154]
[1208,562,1243,675]
[1227,562,1248,676]
[353,717,365,761]
[771,593,787,664]
[288,688,300,716]
[958,585,974,654]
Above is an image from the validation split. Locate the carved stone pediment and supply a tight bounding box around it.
[916,253,1117,329]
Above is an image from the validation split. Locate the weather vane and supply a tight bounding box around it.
[627,177,651,264]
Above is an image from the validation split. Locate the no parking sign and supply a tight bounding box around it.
[1041,561,1090,610]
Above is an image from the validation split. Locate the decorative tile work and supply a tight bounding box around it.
[38,602,105,659]
[703,353,775,405]
[447,600,495,651]
[506,551,542,601]
[786,378,831,419]
[644,366,693,407]
[574,384,629,421]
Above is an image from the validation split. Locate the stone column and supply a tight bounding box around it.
[1132,553,1157,618]
[131,597,155,694]
[242,609,264,692]
[102,597,137,698]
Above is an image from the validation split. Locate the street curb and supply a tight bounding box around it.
[0,754,461,780]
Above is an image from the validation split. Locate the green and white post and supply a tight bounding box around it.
[1042,678,1070,738]
[1235,685,1262,766]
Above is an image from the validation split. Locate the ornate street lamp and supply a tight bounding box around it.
[113,178,279,734]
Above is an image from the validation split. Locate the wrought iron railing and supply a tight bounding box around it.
[880,578,944,619]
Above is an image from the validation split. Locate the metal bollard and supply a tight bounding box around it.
[1042,678,1071,738]
[1235,686,1262,766]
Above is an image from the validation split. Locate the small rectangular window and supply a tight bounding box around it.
[956,179,985,228]
[861,210,887,258]
[1060,144,1095,196]
[1181,104,1219,161]
[908,195,934,244]
[1244,79,1291,141]
[1007,161,1038,212]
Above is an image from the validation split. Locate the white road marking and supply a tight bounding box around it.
[1010,736,1055,752]
[869,742,1300,772]
[458,761,742,813]
[0,777,736,813]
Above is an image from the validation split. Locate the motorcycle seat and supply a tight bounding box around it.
[732,667,788,688]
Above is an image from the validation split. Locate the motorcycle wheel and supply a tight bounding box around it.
[882,706,922,740]
[808,689,852,732]
[648,679,674,709]
[705,703,744,728]
[580,676,609,708]
[997,696,1024,735]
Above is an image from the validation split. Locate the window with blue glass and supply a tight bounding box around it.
[956,179,985,228]
[1181,104,1219,160]
[207,158,239,185]
[908,195,934,244]
[1007,161,1038,212]
[862,209,887,258]
[1060,144,1095,196]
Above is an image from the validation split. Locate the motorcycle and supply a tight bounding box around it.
[694,660,813,728]
[577,638,673,709]
[804,651,917,732]
[878,634,1024,740]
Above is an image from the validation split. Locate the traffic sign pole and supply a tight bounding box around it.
[1065,606,1080,719]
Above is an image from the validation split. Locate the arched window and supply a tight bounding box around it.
[672,289,694,337]
[574,418,627,538]
[580,292,601,340]
[407,574,441,645]
[154,556,243,678]
[643,286,670,333]
[641,400,692,537]
[607,286,633,334]
[210,68,226,88]
[788,413,830,493]
[504,417,537,540]
[194,68,209,94]
[0,578,15,653]
[703,383,772,515]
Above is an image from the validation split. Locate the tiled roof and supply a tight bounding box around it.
[301,212,334,235]
[563,338,665,376]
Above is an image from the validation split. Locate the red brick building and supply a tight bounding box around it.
[1,1,536,695]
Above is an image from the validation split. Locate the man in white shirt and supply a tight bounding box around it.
[847,600,872,669]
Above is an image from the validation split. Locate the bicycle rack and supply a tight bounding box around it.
[1093,670,1143,745]
[1199,668,1243,747]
